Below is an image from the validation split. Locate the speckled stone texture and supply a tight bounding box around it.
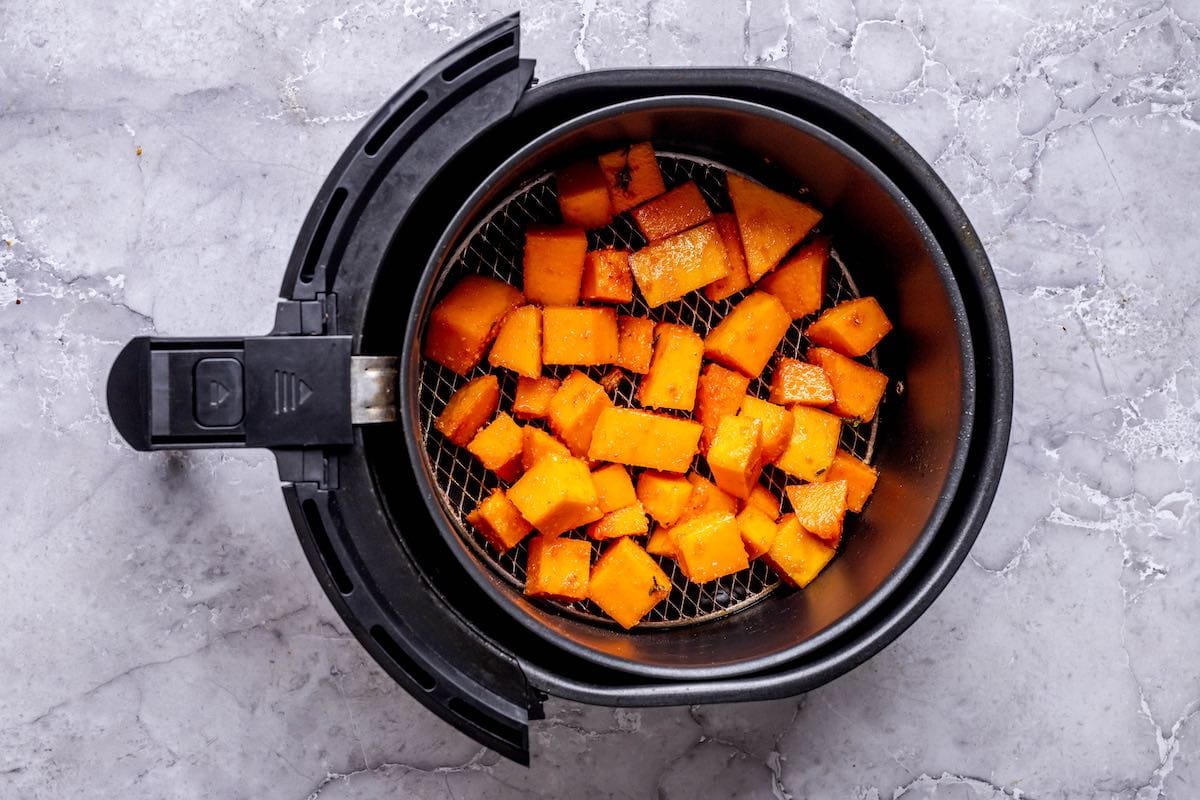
[1,1,1197,797]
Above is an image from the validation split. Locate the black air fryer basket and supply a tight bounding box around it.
[107,15,1012,763]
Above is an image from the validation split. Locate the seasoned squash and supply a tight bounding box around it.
[786,480,848,546]
[704,212,752,302]
[542,306,620,366]
[507,454,603,536]
[525,536,591,601]
[512,375,560,420]
[488,304,542,378]
[669,511,749,583]
[547,371,613,457]
[588,537,671,629]
[629,222,731,308]
[598,142,667,214]
[696,364,751,452]
[521,426,572,470]
[823,449,879,513]
[466,412,524,483]
[523,225,588,306]
[682,473,739,521]
[467,489,534,553]
[706,415,764,500]
[726,173,823,282]
[758,237,829,319]
[746,483,782,519]
[807,347,888,422]
[774,405,841,482]
[556,160,613,229]
[769,358,834,407]
[735,505,778,559]
[645,526,678,558]
[806,297,893,357]
[616,315,655,374]
[704,291,792,378]
[580,249,634,304]
[631,181,712,241]
[763,517,836,588]
[737,395,794,462]
[587,502,650,540]
[435,374,500,447]
[424,275,524,375]
[636,470,695,526]
[591,464,638,513]
[587,407,702,472]
[636,323,704,412]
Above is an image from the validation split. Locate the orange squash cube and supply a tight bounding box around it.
[587,502,650,540]
[521,426,571,470]
[580,249,634,304]
[523,225,588,306]
[616,315,655,374]
[467,489,534,553]
[587,407,702,473]
[807,347,888,422]
[824,449,879,513]
[696,364,751,452]
[488,304,542,378]
[631,181,713,241]
[746,483,782,519]
[512,375,560,420]
[424,275,524,375]
[787,481,848,546]
[524,536,592,601]
[726,172,823,282]
[591,464,638,513]
[806,297,893,357]
[542,306,620,366]
[507,454,602,536]
[683,473,739,521]
[704,213,752,302]
[547,371,613,457]
[434,374,500,447]
[706,416,764,500]
[629,222,730,308]
[636,323,704,412]
[637,470,694,526]
[645,526,678,558]
[466,412,524,482]
[598,142,667,214]
[669,511,749,583]
[556,160,613,229]
[736,505,778,559]
[737,396,794,463]
[704,291,792,378]
[588,537,671,629]
[769,358,834,407]
[774,405,841,482]
[764,517,836,588]
[758,237,829,319]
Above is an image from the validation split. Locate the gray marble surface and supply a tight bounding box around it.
[2,0,1198,797]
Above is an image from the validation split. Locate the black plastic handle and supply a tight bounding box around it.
[107,335,353,451]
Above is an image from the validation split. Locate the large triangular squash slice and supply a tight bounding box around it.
[726,173,823,282]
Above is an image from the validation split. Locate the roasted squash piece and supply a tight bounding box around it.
[787,480,848,546]
[645,526,678,558]
[631,181,713,241]
[823,449,879,513]
[637,470,695,526]
[587,502,650,540]
[758,237,829,319]
[542,306,620,366]
[616,315,655,374]
[547,371,613,457]
[466,412,524,483]
[512,375,560,420]
[525,536,591,601]
[737,395,794,463]
[598,142,667,214]
[598,367,625,394]
[774,405,841,482]
[726,172,823,282]
[769,358,834,407]
[580,249,634,304]
[806,297,893,357]
[556,160,613,229]
[807,347,888,422]
[467,489,534,553]
[587,407,702,473]
[488,304,542,378]
[507,454,603,536]
[523,225,588,306]
[704,213,752,302]
[636,323,704,412]
[434,374,500,447]
[424,275,523,375]
[704,291,792,378]
[682,473,739,521]
[706,415,764,500]
[588,537,671,629]
[764,517,836,588]
[696,364,751,452]
[521,426,572,470]
[629,222,730,308]
[591,464,638,513]
[736,505,778,559]
[746,483,782,519]
[669,511,749,583]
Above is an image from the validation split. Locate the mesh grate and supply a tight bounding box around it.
[416,153,879,629]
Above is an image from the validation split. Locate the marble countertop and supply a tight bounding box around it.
[2,1,1197,797]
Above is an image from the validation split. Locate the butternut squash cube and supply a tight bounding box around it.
[507,454,603,536]
[588,537,671,629]
[736,505,778,559]
[706,416,764,500]
[525,536,592,601]
[466,412,524,483]
[631,180,713,241]
[556,160,613,229]
[591,464,638,513]
[696,363,751,452]
[637,470,694,526]
[424,275,524,375]
[645,526,678,558]
[774,405,841,482]
[704,291,792,378]
[434,374,500,447]
[580,249,634,304]
[759,237,829,319]
[704,213,752,302]
[806,297,893,357]
[587,502,650,540]
[587,407,702,473]
[824,449,879,513]
[769,358,834,407]
[616,315,655,374]
[787,480,848,546]
[669,511,749,583]
[488,304,542,378]
[807,347,888,422]
[547,371,613,457]
[746,483,782,519]
[523,225,588,306]
[629,222,730,308]
[598,142,667,214]
[521,426,571,470]
[542,306,620,366]
[512,376,560,420]
[636,323,704,411]
[683,473,739,521]
[737,396,794,462]
[467,489,534,553]
[764,517,836,588]
[726,172,823,282]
